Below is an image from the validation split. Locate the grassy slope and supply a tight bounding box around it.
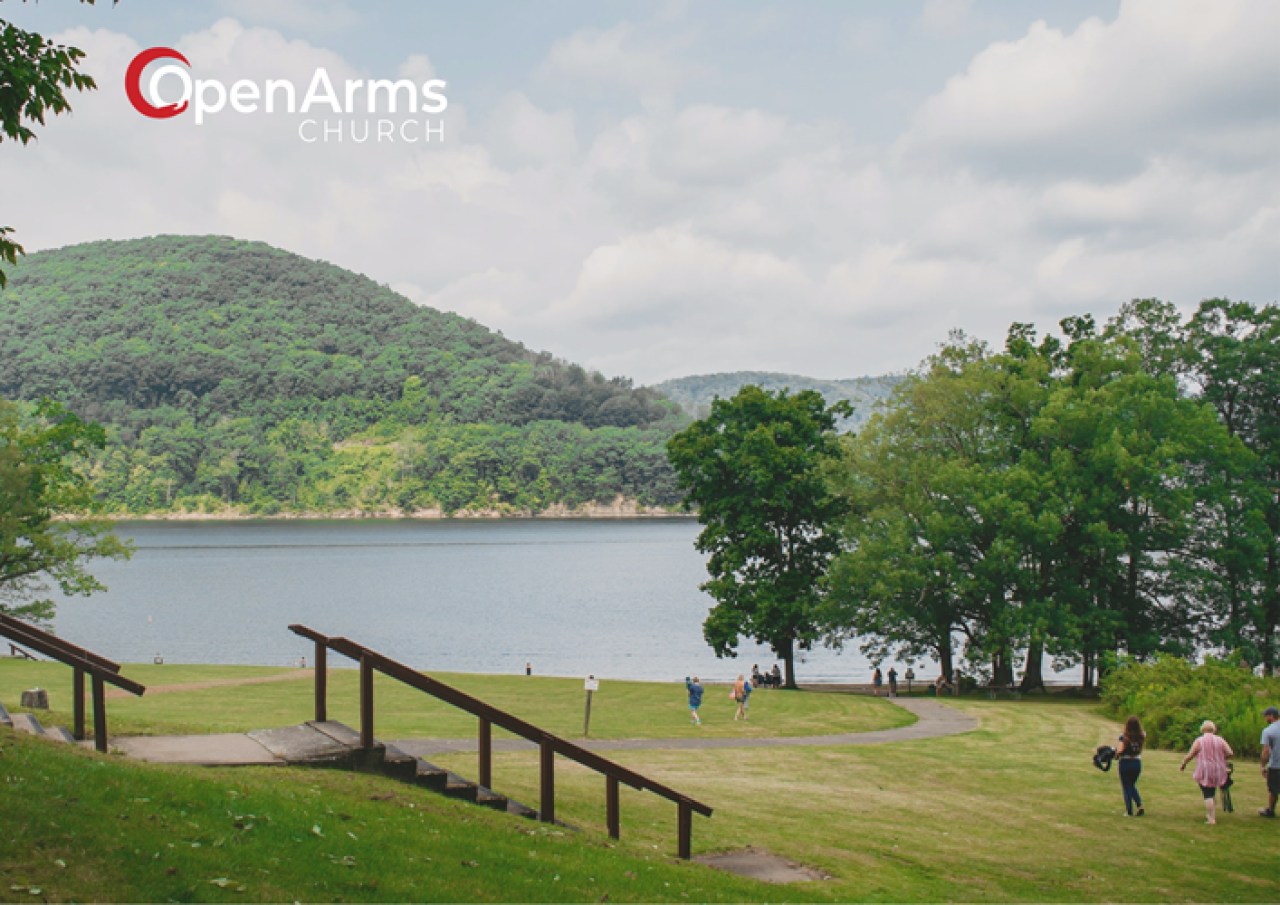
[3,666,1275,902]
[0,729,770,904]
[0,661,913,741]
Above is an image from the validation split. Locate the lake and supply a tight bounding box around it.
[49,519,907,683]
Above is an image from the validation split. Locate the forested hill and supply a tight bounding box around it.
[651,371,901,429]
[0,236,687,516]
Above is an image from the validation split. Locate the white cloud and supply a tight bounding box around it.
[539,23,697,99]
[902,0,1280,177]
[2,6,1275,386]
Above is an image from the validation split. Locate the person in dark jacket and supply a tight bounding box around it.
[686,676,703,725]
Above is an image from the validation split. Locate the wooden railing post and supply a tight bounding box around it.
[539,738,555,824]
[677,802,692,860]
[314,641,327,723]
[92,675,107,753]
[359,655,374,749]
[607,776,620,840]
[73,668,86,741]
[478,718,492,789]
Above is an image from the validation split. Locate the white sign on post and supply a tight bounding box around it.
[584,677,600,692]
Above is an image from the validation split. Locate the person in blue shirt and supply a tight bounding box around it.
[685,676,703,725]
[1260,705,1280,818]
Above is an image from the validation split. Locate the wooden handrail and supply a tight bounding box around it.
[0,614,122,674]
[0,619,143,696]
[289,624,713,857]
[0,614,144,752]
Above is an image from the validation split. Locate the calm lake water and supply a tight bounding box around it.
[50,519,908,683]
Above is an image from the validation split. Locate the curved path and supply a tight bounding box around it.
[387,697,977,759]
[109,696,977,766]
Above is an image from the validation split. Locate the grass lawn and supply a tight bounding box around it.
[3,662,1275,902]
[0,660,912,740]
[0,728,769,904]
[426,697,1277,903]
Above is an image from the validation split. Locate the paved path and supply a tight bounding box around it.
[110,696,977,766]
[387,697,977,758]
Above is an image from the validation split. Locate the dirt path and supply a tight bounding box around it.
[105,669,313,699]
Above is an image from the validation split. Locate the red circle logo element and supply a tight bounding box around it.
[125,47,191,118]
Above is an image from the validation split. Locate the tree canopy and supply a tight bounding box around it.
[824,299,1280,684]
[0,236,688,516]
[1,0,103,287]
[667,386,851,687]
[0,399,131,625]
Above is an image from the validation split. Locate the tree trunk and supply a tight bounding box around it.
[937,633,954,682]
[992,647,1015,687]
[1021,641,1046,692]
[1082,650,1094,689]
[780,637,797,689]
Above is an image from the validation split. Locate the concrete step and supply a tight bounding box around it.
[44,726,77,744]
[0,700,11,728]
[442,771,479,802]
[10,712,46,737]
[507,799,539,819]
[413,759,450,792]
[474,786,510,812]
[379,744,420,784]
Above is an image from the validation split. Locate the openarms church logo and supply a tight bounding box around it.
[125,47,449,143]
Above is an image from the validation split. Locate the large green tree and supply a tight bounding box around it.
[0,399,131,625]
[1,0,104,286]
[667,386,850,688]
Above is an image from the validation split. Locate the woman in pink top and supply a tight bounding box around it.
[1180,720,1234,824]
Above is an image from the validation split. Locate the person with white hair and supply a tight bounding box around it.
[1180,720,1235,825]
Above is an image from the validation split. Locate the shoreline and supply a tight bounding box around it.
[89,496,696,523]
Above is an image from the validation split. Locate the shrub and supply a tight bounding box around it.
[1100,655,1280,758]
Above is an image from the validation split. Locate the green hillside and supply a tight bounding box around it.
[651,371,900,429]
[0,236,686,516]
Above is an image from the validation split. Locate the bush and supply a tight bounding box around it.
[1100,655,1280,758]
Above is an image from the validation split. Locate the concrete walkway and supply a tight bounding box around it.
[109,696,977,766]
[388,696,977,758]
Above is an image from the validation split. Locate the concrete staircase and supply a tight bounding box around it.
[243,721,544,821]
[0,699,78,744]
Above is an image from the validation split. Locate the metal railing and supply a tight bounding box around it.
[0,613,145,751]
[289,624,713,859]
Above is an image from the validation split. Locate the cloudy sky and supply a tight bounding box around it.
[3,0,1276,384]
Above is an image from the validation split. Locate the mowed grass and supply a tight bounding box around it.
[0,728,773,904]
[0,660,912,740]
[2,681,1275,902]
[425,697,1277,902]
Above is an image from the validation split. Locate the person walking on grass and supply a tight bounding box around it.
[1180,720,1234,824]
[685,676,703,725]
[732,674,750,721]
[1115,715,1146,817]
[887,667,898,697]
[1260,705,1279,818]
[872,667,883,697]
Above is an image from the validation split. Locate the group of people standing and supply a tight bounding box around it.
[684,673,760,724]
[1107,705,1280,824]
[871,665,918,696]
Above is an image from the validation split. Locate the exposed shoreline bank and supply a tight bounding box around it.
[89,496,696,522]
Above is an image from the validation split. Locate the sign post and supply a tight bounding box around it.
[583,675,599,738]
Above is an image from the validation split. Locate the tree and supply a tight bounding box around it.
[666,386,850,688]
[0,399,131,625]
[1,1,105,286]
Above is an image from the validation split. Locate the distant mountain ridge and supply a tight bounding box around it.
[651,371,902,429]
